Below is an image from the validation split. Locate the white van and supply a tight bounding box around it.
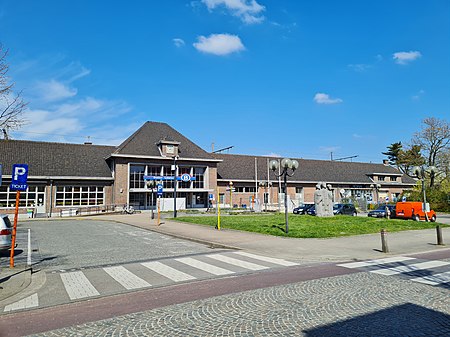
[0,214,12,251]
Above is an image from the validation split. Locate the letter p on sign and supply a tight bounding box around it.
[10,164,29,191]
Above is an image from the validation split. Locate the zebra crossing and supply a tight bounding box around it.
[3,251,298,312]
[338,256,450,286]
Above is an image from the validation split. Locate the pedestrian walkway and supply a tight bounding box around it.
[2,251,298,312]
[94,212,450,262]
[338,256,450,286]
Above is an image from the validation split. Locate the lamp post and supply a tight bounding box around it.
[413,166,436,222]
[269,158,299,234]
[370,183,381,205]
[146,180,155,219]
[258,181,272,212]
[228,181,233,208]
[172,156,178,218]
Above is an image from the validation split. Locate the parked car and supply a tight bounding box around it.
[293,204,314,215]
[333,204,357,216]
[0,214,12,251]
[306,205,316,215]
[368,205,396,218]
[395,202,436,222]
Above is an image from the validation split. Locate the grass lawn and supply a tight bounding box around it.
[173,214,449,238]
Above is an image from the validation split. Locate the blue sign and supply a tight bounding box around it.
[402,196,406,202]
[157,184,163,196]
[10,164,29,191]
[144,175,196,181]
[209,193,214,200]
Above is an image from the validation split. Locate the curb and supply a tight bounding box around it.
[0,266,32,303]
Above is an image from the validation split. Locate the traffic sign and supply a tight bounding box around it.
[157,184,163,196]
[10,164,29,191]
[402,196,406,202]
[385,196,389,202]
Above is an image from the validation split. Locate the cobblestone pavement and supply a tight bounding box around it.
[33,271,450,337]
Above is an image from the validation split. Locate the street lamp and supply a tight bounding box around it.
[269,158,299,234]
[258,181,272,212]
[146,180,156,219]
[370,183,381,205]
[228,181,233,208]
[413,166,436,222]
[172,156,179,218]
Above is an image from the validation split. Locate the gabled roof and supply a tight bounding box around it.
[113,121,216,160]
[0,140,115,178]
[213,153,416,185]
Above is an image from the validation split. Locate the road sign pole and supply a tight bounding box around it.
[9,190,21,268]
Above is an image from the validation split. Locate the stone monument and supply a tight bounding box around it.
[314,182,334,217]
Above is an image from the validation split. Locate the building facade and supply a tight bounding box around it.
[0,121,416,216]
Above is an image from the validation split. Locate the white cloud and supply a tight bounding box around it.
[314,93,343,105]
[412,89,425,101]
[35,79,77,102]
[193,34,245,55]
[173,38,185,48]
[202,0,265,24]
[393,51,422,65]
[348,64,371,72]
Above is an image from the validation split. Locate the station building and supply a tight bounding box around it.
[0,121,416,216]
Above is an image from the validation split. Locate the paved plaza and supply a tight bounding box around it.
[33,270,450,337]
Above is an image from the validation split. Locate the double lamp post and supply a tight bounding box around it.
[269,158,299,234]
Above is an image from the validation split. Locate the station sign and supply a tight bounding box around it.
[144,175,196,181]
[10,164,29,191]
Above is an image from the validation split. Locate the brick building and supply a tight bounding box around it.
[0,121,415,216]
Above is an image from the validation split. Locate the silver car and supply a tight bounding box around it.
[0,214,12,251]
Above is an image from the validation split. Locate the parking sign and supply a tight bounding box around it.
[10,164,29,191]
[157,184,163,196]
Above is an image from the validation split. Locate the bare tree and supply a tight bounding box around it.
[0,45,27,139]
[412,117,450,187]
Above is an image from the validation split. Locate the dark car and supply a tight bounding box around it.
[293,204,314,215]
[333,203,357,216]
[368,205,396,218]
[306,205,316,216]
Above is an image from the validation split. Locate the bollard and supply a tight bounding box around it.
[381,229,389,253]
[436,225,444,246]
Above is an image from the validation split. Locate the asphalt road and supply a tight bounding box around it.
[1,219,216,271]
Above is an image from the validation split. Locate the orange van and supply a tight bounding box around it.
[395,202,436,222]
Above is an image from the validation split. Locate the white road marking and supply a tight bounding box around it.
[141,261,196,282]
[370,260,450,276]
[207,254,269,271]
[175,257,235,276]
[338,256,416,269]
[103,266,151,290]
[410,271,450,285]
[60,271,100,300]
[233,251,298,266]
[4,294,38,312]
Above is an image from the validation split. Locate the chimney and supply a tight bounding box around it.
[383,159,389,165]
[84,142,92,145]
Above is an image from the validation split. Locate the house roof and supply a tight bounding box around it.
[213,153,416,185]
[113,121,216,160]
[0,139,115,178]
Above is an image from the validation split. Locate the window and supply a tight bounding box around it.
[129,165,145,189]
[235,187,245,193]
[390,177,397,182]
[378,176,385,181]
[246,186,256,193]
[193,167,205,189]
[0,185,45,208]
[55,186,104,206]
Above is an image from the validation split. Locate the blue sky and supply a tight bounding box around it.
[1,0,449,163]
